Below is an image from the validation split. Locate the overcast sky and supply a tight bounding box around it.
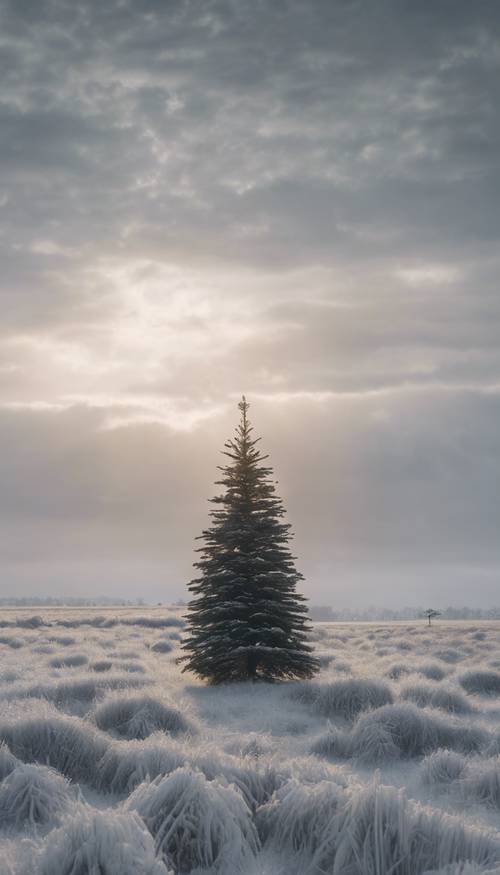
[1,0,499,607]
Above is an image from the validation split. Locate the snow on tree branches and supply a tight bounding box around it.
[181,397,319,683]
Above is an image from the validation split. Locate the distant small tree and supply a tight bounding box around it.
[423,608,441,627]
[181,397,319,683]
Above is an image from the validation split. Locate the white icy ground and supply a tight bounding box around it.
[1,609,500,873]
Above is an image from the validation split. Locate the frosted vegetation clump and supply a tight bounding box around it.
[2,607,500,873]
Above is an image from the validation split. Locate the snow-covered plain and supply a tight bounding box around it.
[2,609,500,873]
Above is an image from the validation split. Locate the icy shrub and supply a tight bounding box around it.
[332,780,500,875]
[465,759,500,808]
[97,735,186,795]
[125,767,259,873]
[434,649,465,664]
[311,727,354,760]
[90,660,113,672]
[421,749,469,785]
[315,704,489,764]
[460,671,500,696]
[395,639,412,651]
[417,663,447,681]
[121,661,146,673]
[316,653,335,668]
[400,683,473,714]
[94,695,192,740]
[423,754,500,811]
[195,754,285,810]
[0,716,109,785]
[16,616,44,628]
[37,807,169,874]
[150,640,173,654]
[332,661,352,674]
[49,653,89,668]
[0,670,21,683]
[257,778,500,874]
[256,778,345,863]
[0,763,74,827]
[49,636,76,646]
[386,663,411,679]
[5,675,148,707]
[356,704,488,762]
[98,734,273,806]
[123,616,185,629]
[0,742,20,780]
[0,636,23,649]
[292,678,393,720]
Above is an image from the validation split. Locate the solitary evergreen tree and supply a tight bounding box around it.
[181,397,319,683]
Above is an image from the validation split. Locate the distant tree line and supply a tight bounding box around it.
[309,605,500,621]
[0,596,144,607]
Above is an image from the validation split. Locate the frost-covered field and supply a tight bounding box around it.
[2,610,500,873]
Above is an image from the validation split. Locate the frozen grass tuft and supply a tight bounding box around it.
[90,660,113,672]
[421,749,469,785]
[48,635,76,646]
[0,635,23,649]
[97,735,186,795]
[4,674,148,707]
[417,663,448,681]
[125,766,259,873]
[313,703,488,764]
[422,754,500,810]
[460,671,500,696]
[256,777,344,860]
[312,725,363,760]
[400,683,474,714]
[0,716,110,785]
[37,806,170,874]
[258,777,500,874]
[49,653,89,668]
[0,742,20,779]
[386,663,411,679]
[150,639,173,654]
[94,695,193,740]
[463,759,500,808]
[120,661,146,673]
[123,616,185,629]
[292,678,393,721]
[332,779,500,875]
[434,649,465,664]
[0,762,74,828]
[97,732,284,809]
[332,660,352,673]
[316,653,336,668]
[0,670,22,683]
[352,704,487,763]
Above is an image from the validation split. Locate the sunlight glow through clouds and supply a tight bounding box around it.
[1,0,499,602]
[396,265,461,287]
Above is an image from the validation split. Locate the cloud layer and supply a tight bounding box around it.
[1,0,499,604]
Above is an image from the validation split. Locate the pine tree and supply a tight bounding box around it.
[181,397,319,683]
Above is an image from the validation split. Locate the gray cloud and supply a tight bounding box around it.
[0,0,499,604]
